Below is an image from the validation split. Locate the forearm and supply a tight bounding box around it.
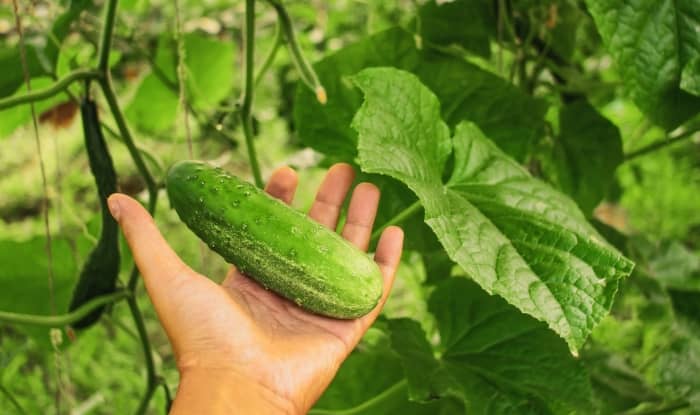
[171,369,298,415]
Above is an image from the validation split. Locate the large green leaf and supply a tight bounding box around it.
[294,27,547,161]
[182,34,236,109]
[126,32,235,135]
[352,67,634,351]
[584,0,700,129]
[125,73,180,135]
[549,99,623,214]
[311,324,463,414]
[388,278,595,414]
[414,0,493,57]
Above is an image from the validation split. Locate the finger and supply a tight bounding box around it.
[265,166,298,205]
[308,163,355,229]
[341,182,380,251]
[107,194,199,316]
[355,226,404,335]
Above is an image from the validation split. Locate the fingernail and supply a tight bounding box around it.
[107,195,121,221]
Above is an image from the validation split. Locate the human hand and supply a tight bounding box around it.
[107,163,404,414]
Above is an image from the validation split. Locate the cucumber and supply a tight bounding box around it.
[166,160,383,319]
[69,97,120,328]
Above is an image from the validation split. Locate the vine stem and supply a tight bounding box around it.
[241,0,264,188]
[624,126,700,161]
[255,21,283,88]
[0,69,100,110]
[621,400,690,415]
[11,0,56,317]
[266,0,326,103]
[174,0,193,158]
[97,0,119,72]
[0,383,28,415]
[308,380,407,415]
[127,296,159,415]
[0,291,129,326]
[99,78,158,214]
[159,378,173,412]
[370,200,422,244]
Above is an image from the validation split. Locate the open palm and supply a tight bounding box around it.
[107,163,403,414]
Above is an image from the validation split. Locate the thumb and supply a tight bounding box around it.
[107,193,197,319]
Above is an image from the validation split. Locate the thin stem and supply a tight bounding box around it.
[127,296,158,415]
[309,380,407,415]
[101,121,165,177]
[620,400,690,415]
[0,384,28,415]
[267,0,326,104]
[159,377,173,412]
[103,313,139,340]
[0,291,129,326]
[12,0,57,325]
[370,200,422,244]
[174,0,193,157]
[255,21,283,88]
[241,0,264,188]
[97,0,119,71]
[99,78,158,214]
[0,69,100,110]
[624,127,700,161]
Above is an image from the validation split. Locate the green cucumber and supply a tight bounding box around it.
[166,160,383,319]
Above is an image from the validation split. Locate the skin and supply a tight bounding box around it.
[107,163,404,414]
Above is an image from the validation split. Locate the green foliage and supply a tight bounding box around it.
[352,67,633,351]
[584,0,700,129]
[0,0,91,98]
[547,99,623,215]
[294,28,547,162]
[125,32,236,135]
[1,0,700,413]
[681,56,700,96]
[0,236,91,347]
[413,0,494,58]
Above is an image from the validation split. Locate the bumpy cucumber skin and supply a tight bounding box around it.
[166,160,383,319]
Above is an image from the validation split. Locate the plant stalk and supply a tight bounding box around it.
[0,384,27,415]
[309,380,407,415]
[255,21,283,88]
[241,0,264,188]
[266,0,326,103]
[97,0,119,72]
[128,296,159,415]
[99,78,158,214]
[0,69,100,110]
[370,200,422,244]
[0,291,129,326]
[624,127,700,161]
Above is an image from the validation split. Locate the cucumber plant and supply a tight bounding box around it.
[1,1,699,414]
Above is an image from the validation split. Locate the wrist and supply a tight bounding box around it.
[171,368,298,415]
